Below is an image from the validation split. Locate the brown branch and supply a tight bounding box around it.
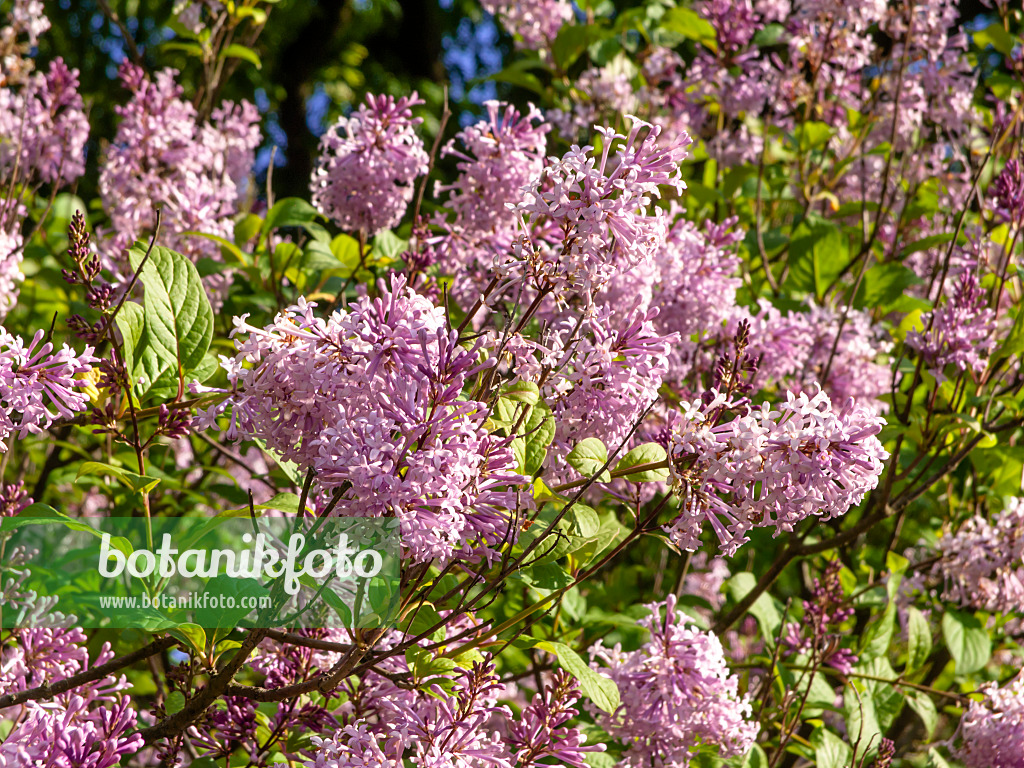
[0,636,178,710]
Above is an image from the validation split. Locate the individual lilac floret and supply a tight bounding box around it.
[906,271,995,381]
[480,0,574,50]
[0,328,97,452]
[0,628,143,768]
[206,274,525,563]
[311,93,429,237]
[590,594,758,767]
[935,497,1024,613]
[956,672,1024,768]
[665,388,887,555]
[511,117,689,304]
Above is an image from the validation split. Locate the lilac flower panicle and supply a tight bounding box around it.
[0,628,142,768]
[506,670,604,768]
[311,92,429,236]
[209,275,526,563]
[906,271,996,381]
[666,388,887,555]
[511,117,689,303]
[99,63,260,278]
[956,672,1024,768]
[0,201,25,318]
[935,497,1024,613]
[990,158,1024,225]
[0,328,97,452]
[480,0,575,50]
[0,57,89,185]
[590,595,758,767]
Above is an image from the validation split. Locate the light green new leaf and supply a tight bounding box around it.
[537,641,620,714]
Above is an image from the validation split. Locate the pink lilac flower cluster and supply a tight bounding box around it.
[590,595,758,767]
[601,211,743,389]
[508,301,674,473]
[99,63,260,270]
[308,617,598,768]
[934,497,1024,614]
[0,56,89,185]
[0,200,24,319]
[781,560,858,674]
[0,328,97,452]
[205,275,525,563]
[738,300,893,412]
[509,117,689,304]
[665,388,888,555]
[480,0,575,50]
[956,671,1024,768]
[0,627,142,768]
[433,100,549,312]
[549,63,639,141]
[311,93,429,236]
[906,271,996,381]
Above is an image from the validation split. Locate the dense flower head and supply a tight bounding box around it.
[0,627,142,768]
[906,271,996,381]
[956,671,1024,768]
[311,92,429,236]
[666,388,887,555]
[510,117,689,303]
[0,328,97,452]
[437,100,549,244]
[0,56,89,186]
[0,200,24,319]
[206,274,526,563]
[481,0,575,50]
[509,300,675,474]
[99,63,261,269]
[590,595,758,767]
[935,497,1024,613]
[309,618,597,768]
[736,300,893,411]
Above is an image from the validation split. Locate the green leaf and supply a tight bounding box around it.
[811,727,852,768]
[906,690,938,737]
[128,244,214,396]
[262,198,321,236]
[859,263,923,309]
[221,43,262,69]
[726,572,781,645]
[614,442,668,482]
[974,22,1015,56]
[906,606,932,672]
[537,641,620,714]
[165,690,186,715]
[114,302,145,380]
[522,400,555,477]
[500,381,540,405]
[942,610,991,675]
[567,437,611,482]
[168,623,207,655]
[660,6,716,50]
[786,217,849,298]
[552,25,605,70]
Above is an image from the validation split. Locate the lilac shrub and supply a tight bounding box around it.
[3,0,1024,766]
